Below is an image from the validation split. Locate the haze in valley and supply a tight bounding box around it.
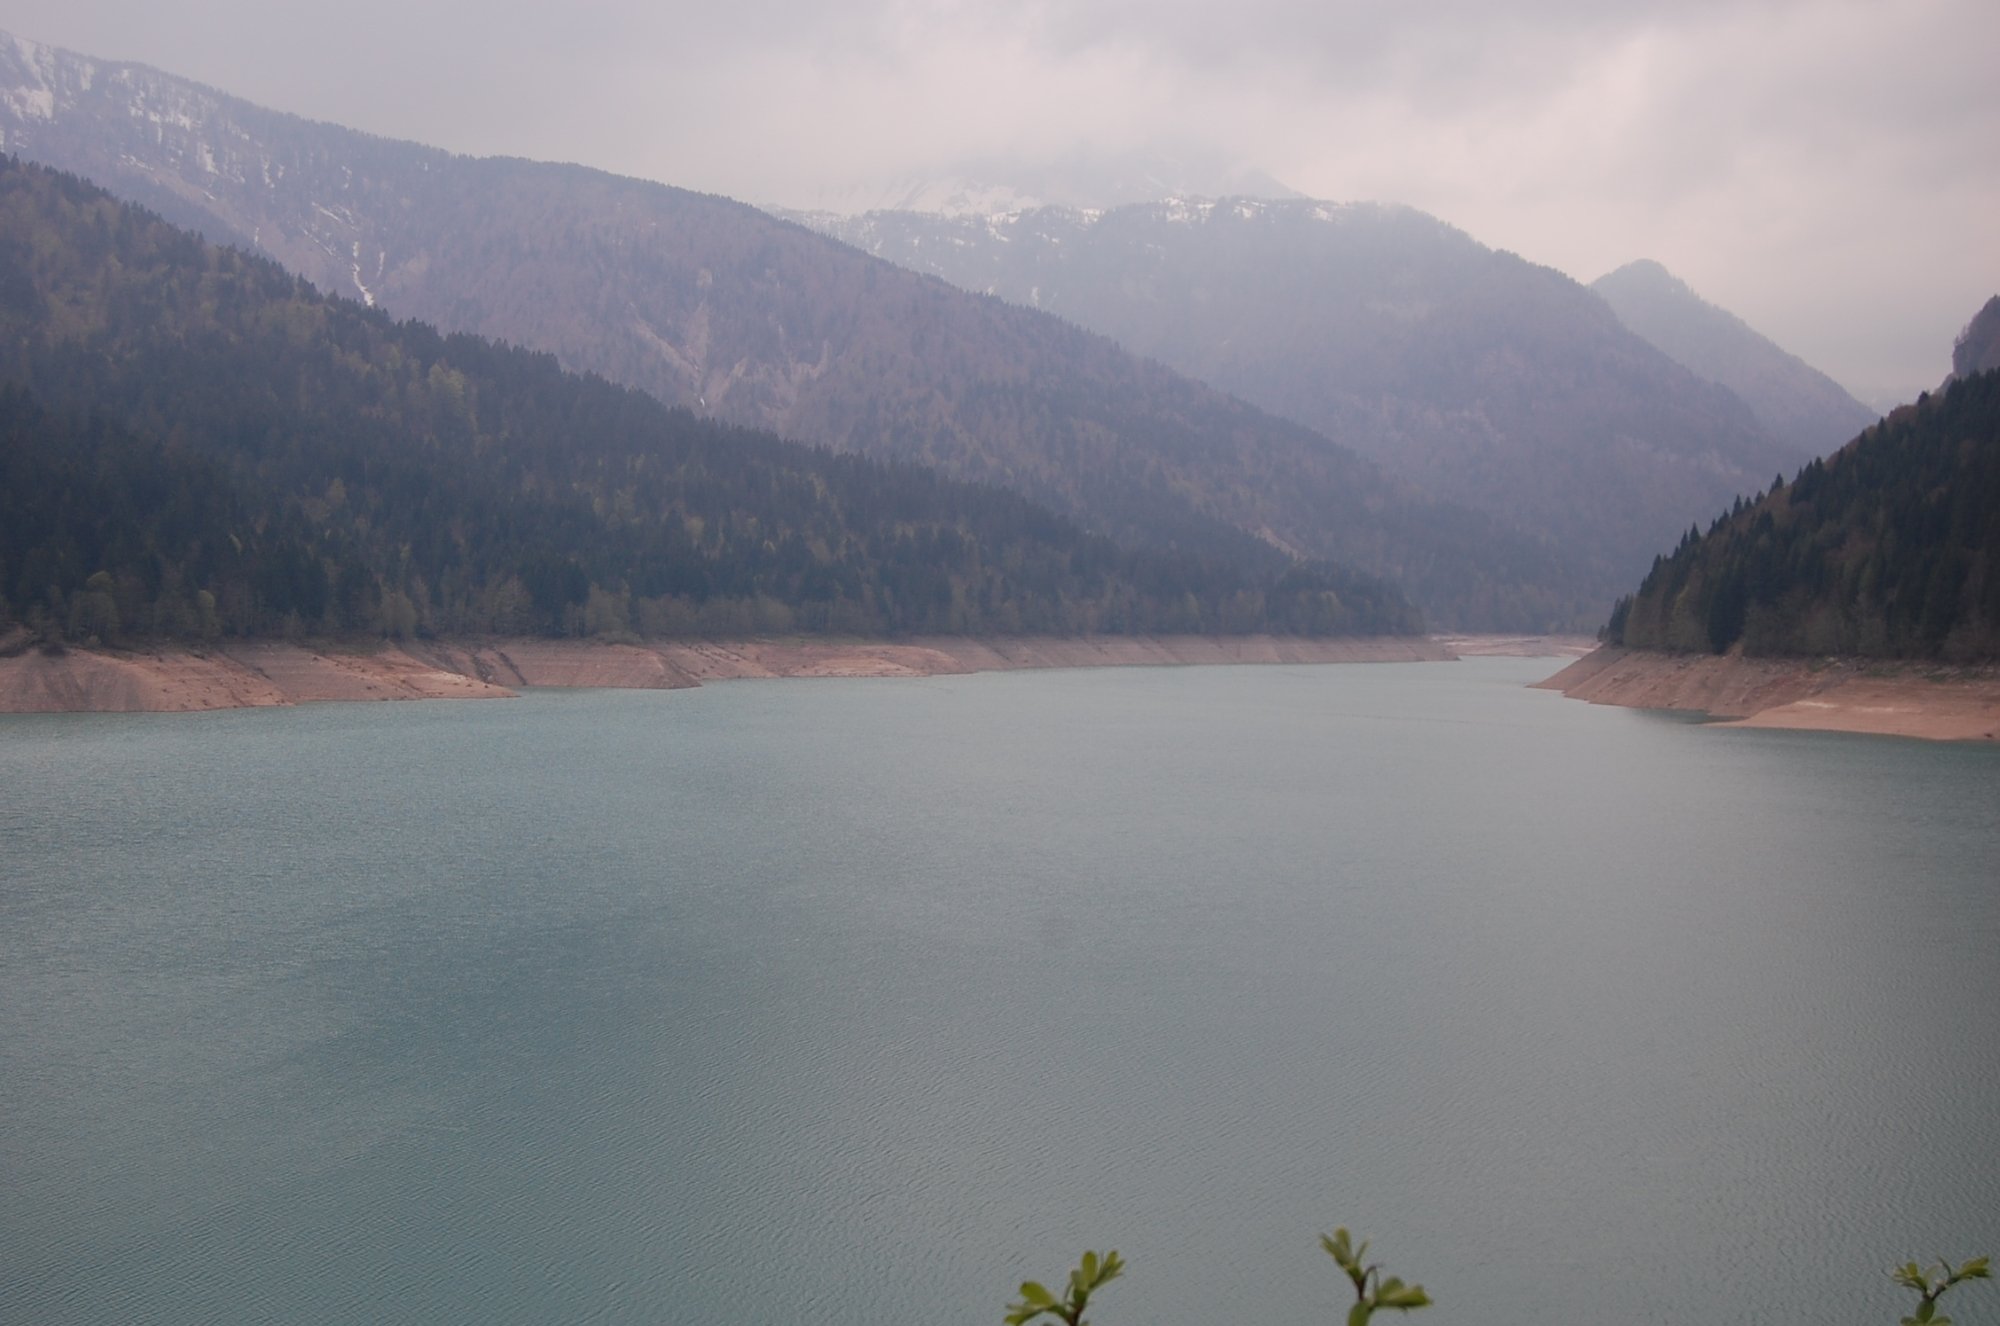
[9,0,1997,409]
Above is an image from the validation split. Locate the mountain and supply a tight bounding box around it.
[0,31,1567,629]
[1951,296,2000,380]
[1590,259,1877,457]
[801,198,1804,614]
[0,157,1425,644]
[786,144,1301,216]
[1606,356,2000,662]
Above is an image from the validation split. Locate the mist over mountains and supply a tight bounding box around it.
[0,30,1935,638]
[804,198,1824,613]
[1,156,1434,643]
[0,31,1588,629]
[787,144,1302,217]
[1590,259,1877,458]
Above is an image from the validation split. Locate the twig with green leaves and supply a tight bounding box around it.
[1321,1227,1433,1326]
[1005,1250,1125,1326]
[1894,1255,1990,1326]
[1003,1229,1987,1325]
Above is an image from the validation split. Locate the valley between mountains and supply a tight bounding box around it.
[0,31,1874,635]
[1,30,1994,742]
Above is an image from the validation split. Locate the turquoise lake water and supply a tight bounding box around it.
[2,657,1996,1324]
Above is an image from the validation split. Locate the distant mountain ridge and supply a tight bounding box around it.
[1590,259,1877,457]
[801,197,1808,617]
[785,144,1300,217]
[0,30,1576,629]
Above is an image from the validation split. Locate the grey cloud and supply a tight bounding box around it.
[7,0,1997,399]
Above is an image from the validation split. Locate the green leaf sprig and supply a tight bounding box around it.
[1894,1255,1990,1326]
[1321,1226,1433,1326]
[1005,1250,1125,1326]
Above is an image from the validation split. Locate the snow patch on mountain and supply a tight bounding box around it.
[797,174,1047,218]
[3,35,56,120]
[783,144,1301,218]
[5,82,50,119]
[350,240,375,306]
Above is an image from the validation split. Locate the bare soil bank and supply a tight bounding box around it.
[1536,647,2000,742]
[0,634,1454,714]
[1435,634,1596,659]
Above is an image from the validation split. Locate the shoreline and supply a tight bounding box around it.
[1535,646,2000,743]
[0,632,1484,715]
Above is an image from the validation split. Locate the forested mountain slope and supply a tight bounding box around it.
[802,198,1805,615]
[1591,259,1876,457]
[0,32,1565,629]
[0,159,1422,644]
[1607,362,2000,661]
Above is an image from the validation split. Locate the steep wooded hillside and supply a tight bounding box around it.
[0,159,1422,644]
[1591,259,1876,457]
[803,199,1804,615]
[1607,361,2000,661]
[0,32,1565,629]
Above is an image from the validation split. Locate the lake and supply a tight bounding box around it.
[2,657,1996,1324]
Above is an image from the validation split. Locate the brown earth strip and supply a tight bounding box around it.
[0,634,1453,714]
[1435,634,1596,659]
[1536,647,2000,742]
[0,643,514,713]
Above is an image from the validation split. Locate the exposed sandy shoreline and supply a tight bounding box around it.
[1536,646,2000,742]
[1434,634,1596,659]
[0,633,1458,714]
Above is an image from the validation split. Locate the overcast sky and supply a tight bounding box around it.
[8,0,1996,404]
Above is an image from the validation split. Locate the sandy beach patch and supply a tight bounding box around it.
[1435,634,1596,658]
[1536,647,2000,742]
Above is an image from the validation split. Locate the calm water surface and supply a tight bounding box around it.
[2,658,1996,1325]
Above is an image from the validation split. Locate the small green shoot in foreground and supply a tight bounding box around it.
[1894,1255,1990,1326]
[1005,1249,1125,1326]
[1321,1226,1433,1326]
[1007,1232,1989,1324]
